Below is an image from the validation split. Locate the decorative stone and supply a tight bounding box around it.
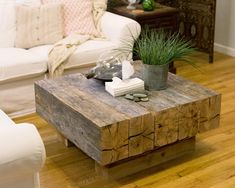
[141,97,149,102]
[124,91,149,102]
[125,94,134,100]
[133,93,148,98]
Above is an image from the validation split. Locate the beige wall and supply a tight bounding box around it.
[214,0,235,56]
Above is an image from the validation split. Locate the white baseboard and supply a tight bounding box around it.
[214,43,235,57]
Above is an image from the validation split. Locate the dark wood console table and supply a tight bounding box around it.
[109,0,216,63]
[109,4,179,73]
[159,0,216,63]
[110,4,179,33]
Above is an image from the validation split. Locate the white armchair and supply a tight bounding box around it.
[0,109,46,188]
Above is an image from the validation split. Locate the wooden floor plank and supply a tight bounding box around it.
[128,140,235,187]
[147,156,235,188]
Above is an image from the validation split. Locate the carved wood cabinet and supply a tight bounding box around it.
[159,0,217,63]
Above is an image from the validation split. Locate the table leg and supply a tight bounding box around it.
[57,132,74,147]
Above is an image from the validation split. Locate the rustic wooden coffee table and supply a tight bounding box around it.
[35,72,221,178]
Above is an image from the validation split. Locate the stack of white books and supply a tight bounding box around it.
[105,77,144,97]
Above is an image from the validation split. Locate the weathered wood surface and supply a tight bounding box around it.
[35,69,221,165]
[95,137,195,179]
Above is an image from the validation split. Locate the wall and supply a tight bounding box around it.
[214,0,235,56]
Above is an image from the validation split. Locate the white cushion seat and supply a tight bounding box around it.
[68,40,117,69]
[27,45,53,62]
[0,48,47,82]
[28,40,117,70]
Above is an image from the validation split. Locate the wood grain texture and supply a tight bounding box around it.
[35,62,221,165]
[96,137,195,179]
[14,52,235,188]
[101,120,129,164]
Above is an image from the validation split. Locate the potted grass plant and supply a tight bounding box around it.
[118,28,197,90]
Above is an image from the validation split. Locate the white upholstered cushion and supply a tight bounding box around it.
[0,109,46,188]
[101,12,141,45]
[0,109,15,127]
[66,40,117,69]
[0,119,46,188]
[15,3,64,49]
[0,0,41,48]
[0,123,45,176]
[0,4,16,47]
[28,45,53,61]
[0,48,47,82]
[28,40,117,69]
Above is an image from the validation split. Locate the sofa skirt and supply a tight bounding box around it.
[0,75,46,118]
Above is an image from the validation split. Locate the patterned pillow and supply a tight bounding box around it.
[15,4,64,48]
[42,0,100,37]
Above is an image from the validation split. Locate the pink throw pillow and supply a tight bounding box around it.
[42,0,100,37]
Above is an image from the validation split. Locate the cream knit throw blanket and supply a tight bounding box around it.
[48,0,107,78]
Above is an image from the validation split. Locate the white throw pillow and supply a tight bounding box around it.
[15,4,64,49]
[0,0,41,48]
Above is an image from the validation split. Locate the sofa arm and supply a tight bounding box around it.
[0,109,15,127]
[101,12,141,47]
[0,123,46,178]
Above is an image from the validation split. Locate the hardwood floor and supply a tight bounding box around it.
[14,52,235,188]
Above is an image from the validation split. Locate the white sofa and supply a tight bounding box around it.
[0,12,141,117]
[0,109,46,188]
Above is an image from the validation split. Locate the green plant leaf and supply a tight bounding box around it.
[116,27,198,68]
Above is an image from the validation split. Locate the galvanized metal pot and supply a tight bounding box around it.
[142,63,169,91]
